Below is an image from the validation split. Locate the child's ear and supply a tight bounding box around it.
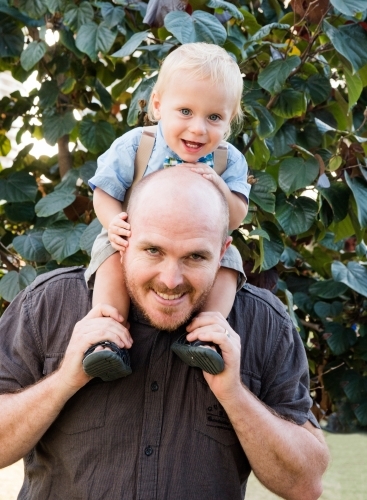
[151,91,161,120]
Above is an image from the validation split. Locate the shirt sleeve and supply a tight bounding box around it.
[221,143,251,202]
[88,127,143,202]
[260,318,320,428]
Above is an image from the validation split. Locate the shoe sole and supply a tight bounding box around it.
[171,344,224,375]
[83,351,132,381]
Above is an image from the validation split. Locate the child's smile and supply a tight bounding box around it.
[151,71,236,163]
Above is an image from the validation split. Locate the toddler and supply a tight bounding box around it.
[83,43,251,380]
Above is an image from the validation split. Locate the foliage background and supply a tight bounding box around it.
[0,0,367,431]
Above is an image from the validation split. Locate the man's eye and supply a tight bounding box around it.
[209,114,220,121]
[147,248,159,255]
[180,109,191,116]
[190,254,204,261]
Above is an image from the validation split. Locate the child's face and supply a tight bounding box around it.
[151,71,236,162]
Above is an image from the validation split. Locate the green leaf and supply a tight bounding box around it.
[79,119,116,155]
[323,21,367,73]
[54,169,80,193]
[43,112,76,146]
[45,0,67,14]
[76,21,117,61]
[261,221,284,270]
[112,31,149,58]
[0,172,38,202]
[272,89,307,118]
[20,41,47,71]
[206,0,243,21]
[17,0,48,19]
[290,74,331,106]
[35,191,76,218]
[318,182,350,223]
[309,279,349,299]
[245,103,276,139]
[314,301,343,319]
[342,371,367,403]
[275,194,318,235]
[95,79,112,112]
[39,80,59,108]
[80,161,97,185]
[324,322,356,355]
[344,172,367,228]
[249,229,270,240]
[331,261,367,297]
[64,1,94,31]
[80,218,103,256]
[0,134,10,155]
[279,157,319,195]
[60,77,76,95]
[240,9,261,35]
[330,0,367,16]
[354,401,367,426]
[258,56,301,95]
[249,171,276,213]
[59,28,84,59]
[272,123,297,157]
[100,2,125,28]
[164,11,227,45]
[344,66,363,109]
[0,265,37,302]
[4,202,35,223]
[127,76,157,127]
[0,16,24,58]
[284,289,300,330]
[42,221,87,262]
[249,23,290,42]
[13,230,50,262]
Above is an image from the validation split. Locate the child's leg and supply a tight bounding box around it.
[201,267,238,318]
[93,252,130,327]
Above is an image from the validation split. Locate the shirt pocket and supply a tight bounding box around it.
[194,372,238,446]
[43,356,110,435]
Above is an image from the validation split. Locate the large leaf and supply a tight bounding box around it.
[35,191,76,218]
[0,266,37,302]
[279,157,319,195]
[245,103,276,139]
[164,11,227,45]
[258,56,300,95]
[344,66,363,109]
[20,41,47,71]
[94,79,112,112]
[206,0,243,21]
[80,161,97,185]
[39,80,59,109]
[324,322,356,355]
[4,202,35,223]
[43,112,76,146]
[249,171,276,213]
[42,221,87,262]
[45,0,67,14]
[318,182,350,223]
[80,218,103,256]
[0,172,38,202]
[272,123,297,157]
[249,23,289,42]
[0,16,24,58]
[75,21,117,61]
[309,279,349,299]
[330,0,367,16]
[17,0,48,19]
[275,194,318,235]
[13,231,50,262]
[0,135,10,156]
[63,1,94,31]
[127,76,157,127]
[290,74,331,106]
[314,301,343,319]
[323,21,367,73]
[331,261,367,297]
[354,402,367,426]
[261,221,284,270]
[100,2,125,28]
[79,119,116,155]
[272,89,307,118]
[112,31,149,58]
[344,172,367,227]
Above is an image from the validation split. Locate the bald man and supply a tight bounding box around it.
[0,168,329,500]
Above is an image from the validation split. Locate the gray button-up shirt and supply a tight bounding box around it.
[0,267,318,500]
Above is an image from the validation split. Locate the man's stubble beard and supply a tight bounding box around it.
[121,263,218,331]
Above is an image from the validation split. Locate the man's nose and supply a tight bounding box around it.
[158,259,184,289]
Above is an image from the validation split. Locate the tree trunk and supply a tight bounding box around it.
[57,134,72,179]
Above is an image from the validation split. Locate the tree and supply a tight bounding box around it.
[0,0,367,431]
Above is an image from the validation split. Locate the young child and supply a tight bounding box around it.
[83,43,251,380]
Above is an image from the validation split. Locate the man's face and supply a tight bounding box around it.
[122,205,229,331]
[151,71,235,163]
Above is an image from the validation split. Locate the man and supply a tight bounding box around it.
[0,168,329,500]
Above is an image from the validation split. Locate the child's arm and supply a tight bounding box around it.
[93,187,131,251]
[201,267,238,319]
[185,165,248,231]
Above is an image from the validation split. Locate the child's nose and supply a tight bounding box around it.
[188,117,206,135]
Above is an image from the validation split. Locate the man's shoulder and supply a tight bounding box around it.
[234,284,289,320]
[28,266,87,293]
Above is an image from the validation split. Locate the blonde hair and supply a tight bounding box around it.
[147,43,243,139]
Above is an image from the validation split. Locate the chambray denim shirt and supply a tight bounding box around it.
[89,122,251,202]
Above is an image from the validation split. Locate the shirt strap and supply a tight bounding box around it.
[213,142,228,176]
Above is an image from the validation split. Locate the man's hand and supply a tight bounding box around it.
[185,311,242,401]
[57,304,133,392]
[108,212,131,251]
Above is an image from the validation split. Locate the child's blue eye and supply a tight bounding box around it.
[180,109,191,116]
[209,114,220,121]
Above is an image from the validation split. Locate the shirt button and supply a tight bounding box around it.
[145,446,153,456]
[151,382,159,392]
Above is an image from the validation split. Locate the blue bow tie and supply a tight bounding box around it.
[163,153,214,168]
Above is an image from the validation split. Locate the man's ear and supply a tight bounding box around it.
[219,236,232,263]
[151,91,161,120]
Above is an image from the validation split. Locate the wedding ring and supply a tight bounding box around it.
[224,329,230,338]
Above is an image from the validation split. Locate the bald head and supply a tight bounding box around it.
[127,167,229,245]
